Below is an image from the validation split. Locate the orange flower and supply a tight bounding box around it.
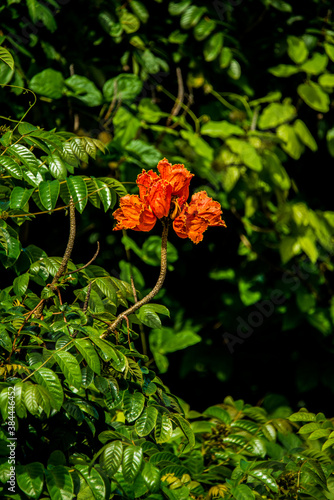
[113,159,226,243]
[157,158,194,203]
[173,191,227,244]
[113,194,156,232]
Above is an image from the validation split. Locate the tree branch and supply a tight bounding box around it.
[101,221,169,337]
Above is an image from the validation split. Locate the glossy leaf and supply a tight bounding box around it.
[45,465,74,500]
[123,391,145,422]
[16,462,44,499]
[38,180,60,210]
[122,445,143,483]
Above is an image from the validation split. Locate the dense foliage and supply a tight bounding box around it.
[1,0,334,498]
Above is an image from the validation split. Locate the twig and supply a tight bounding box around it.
[101,221,169,338]
[166,67,184,127]
[50,197,76,289]
[65,241,100,275]
[83,281,92,313]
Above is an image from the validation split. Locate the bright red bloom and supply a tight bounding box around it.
[113,159,226,242]
[173,191,227,244]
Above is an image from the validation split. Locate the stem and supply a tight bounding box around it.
[50,197,76,288]
[102,222,169,337]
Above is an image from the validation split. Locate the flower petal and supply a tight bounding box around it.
[137,169,159,200]
[112,194,156,231]
[147,179,173,219]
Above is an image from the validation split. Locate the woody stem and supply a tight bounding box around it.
[102,221,169,337]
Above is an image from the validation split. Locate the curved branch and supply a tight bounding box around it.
[51,197,76,289]
[102,222,169,337]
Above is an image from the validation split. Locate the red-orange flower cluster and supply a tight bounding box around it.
[113,158,226,243]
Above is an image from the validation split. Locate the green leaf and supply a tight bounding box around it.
[220,47,233,68]
[204,32,223,62]
[168,0,191,16]
[32,367,64,411]
[300,53,328,75]
[142,462,160,492]
[122,445,143,482]
[30,69,64,99]
[119,9,140,33]
[180,5,206,29]
[16,462,44,499]
[74,338,101,374]
[123,391,145,422]
[137,304,169,329]
[297,81,330,112]
[45,465,74,500]
[54,350,82,390]
[326,127,334,157]
[172,414,195,451]
[318,73,334,89]
[10,186,34,209]
[258,102,296,129]
[154,413,174,443]
[203,406,232,424]
[48,153,68,180]
[231,484,255,500]
[324,42,334,62]
[248,469,279,493]
[67,176,88,213]
[0,326,12,352]
[287,35,308,64]
[193,18,216,41]
[75,464,107,500]
[99,440,123,476]
[135,406,158,436]
[226,138,262,171]
[279,236,301,264]
[103,73,143,102]
[0,156,22,179]
[228,59,241,80]
[263,151,291,190]
[0,46,14,71]
[38,180,60,210]
[201,120,244,139]
[276,124,304,159]
[65,75,103,107]
[129,1,149,23]
[13,272,29,296]
[293,119,317,151]
[299,422,321,434]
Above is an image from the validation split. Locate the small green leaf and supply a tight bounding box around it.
[268,64,300,77]
[65,75,103,107]
[38,180,60,210]
[99,440,123,476]
[287,35,308,64]
[74,338,101,374]
[67,176,88,213]
[293,119,317,151]
[142,462,160,492]
[0,46,14,71]
[300,53,328,75]
[204,32,223,62]
[193,18,215,41]
[103,73,143,102]
[123,391,145,422]
[45,465,74,500]
[30,69,64,99]
[180,5,206,29]
[258,102,296,129]
[16,462,44,499]
[154,413,173,443]
[122,445,143,482]
[32,367,64,411]
[276,124,304,159]
[231,484,255,500]
[201,120,244,139]
[13,273,29,296]
[135,406,158,436]
[54,350,82,390]
[297,81,330,112]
